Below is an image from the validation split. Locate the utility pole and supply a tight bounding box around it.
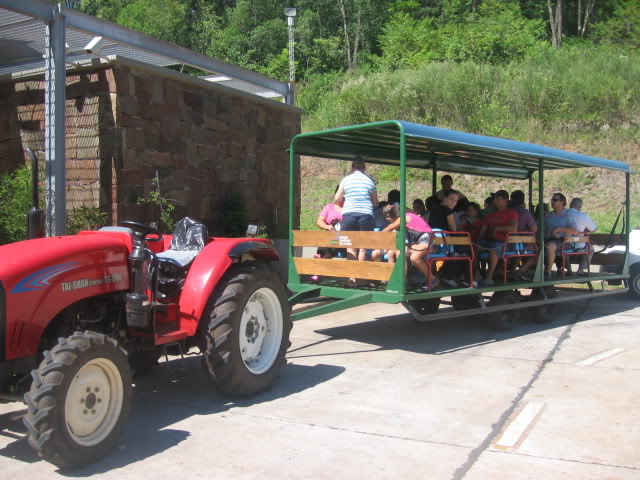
[284,8,296,104]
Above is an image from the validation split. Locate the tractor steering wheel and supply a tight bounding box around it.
[118,221,164,243]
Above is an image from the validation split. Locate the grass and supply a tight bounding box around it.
[297,44,640,234]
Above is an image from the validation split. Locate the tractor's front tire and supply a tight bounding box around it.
[203,262,291,397]
[23,331,132,468]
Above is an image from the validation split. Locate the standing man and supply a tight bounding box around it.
[436,174,467,201]
[477,190,518,285]
[335,156,378,285]
[568,198,597,275]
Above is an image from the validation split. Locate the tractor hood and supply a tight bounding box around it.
[0,234,131,360]
[0,234,131,291]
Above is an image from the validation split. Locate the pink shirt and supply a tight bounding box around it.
[406,212,431,233]
[320,203,343,226]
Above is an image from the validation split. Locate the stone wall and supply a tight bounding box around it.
[0,58,301,236]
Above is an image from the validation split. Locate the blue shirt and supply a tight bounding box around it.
[544,209,577,238]
[340,171,377,216]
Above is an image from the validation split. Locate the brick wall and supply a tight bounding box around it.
[0,59,301,236]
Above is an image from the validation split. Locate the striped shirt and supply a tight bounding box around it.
[340,171,377,215]
[544,209,577,238]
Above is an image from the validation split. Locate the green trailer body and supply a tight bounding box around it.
[286,120,632,323]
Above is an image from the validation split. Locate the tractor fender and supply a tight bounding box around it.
[0,234,131,361]
[177,238,279,335]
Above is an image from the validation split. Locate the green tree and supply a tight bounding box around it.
[116,0,188,44]
[592,0,640,47]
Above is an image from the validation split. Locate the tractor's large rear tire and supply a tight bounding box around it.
[203,262,292,397]
[23,331,132,468]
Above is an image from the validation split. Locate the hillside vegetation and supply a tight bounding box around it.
[298,45,640,231]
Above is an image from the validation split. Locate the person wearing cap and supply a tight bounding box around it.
[568,197,597,275]
[477,190,518,285]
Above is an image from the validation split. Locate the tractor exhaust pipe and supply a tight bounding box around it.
[26,148,45,239]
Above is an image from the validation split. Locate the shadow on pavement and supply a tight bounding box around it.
[299,293,638,358]
[0,360,345,475]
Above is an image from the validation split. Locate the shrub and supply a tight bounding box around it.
[219,191,248,237]
[66,205,108,235]
[0,166,32,245]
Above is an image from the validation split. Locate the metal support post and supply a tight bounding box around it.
[624,172,631,274]
[431,162,437,197]
[528,173,534,212]
[534,160,544,282]
[44,5,66,236]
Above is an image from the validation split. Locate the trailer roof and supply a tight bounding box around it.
[291,120,631,179]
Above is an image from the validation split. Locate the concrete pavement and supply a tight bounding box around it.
[1,294,639,479]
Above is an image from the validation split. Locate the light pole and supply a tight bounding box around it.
[284,8,296,104]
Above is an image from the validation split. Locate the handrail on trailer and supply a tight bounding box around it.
[287,120,632,324]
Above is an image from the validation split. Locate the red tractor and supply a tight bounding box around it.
[0,218,291,468]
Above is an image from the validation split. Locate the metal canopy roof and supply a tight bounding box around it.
[0,0,289,99]
[292,120,631,180]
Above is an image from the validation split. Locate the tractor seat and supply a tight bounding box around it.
[157,217,208,297]
[156,249,199,268]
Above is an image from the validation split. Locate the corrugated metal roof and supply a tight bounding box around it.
[0,9,175,76]
[292,120,631,179]
[0,4,288,99]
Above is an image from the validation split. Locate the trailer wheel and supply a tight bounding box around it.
[23,331,131,468]
[203,262,292,396]
[628,265,640,300]
[451,294,483,311]
[406,298,440,321]
[529,287,557,324]
[488,291,520,331]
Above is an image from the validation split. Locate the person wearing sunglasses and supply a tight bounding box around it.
[515,192,577,280]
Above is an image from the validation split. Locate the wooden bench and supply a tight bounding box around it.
[502,232,538,284]
[292,230,398,282]
[424,231,474,291]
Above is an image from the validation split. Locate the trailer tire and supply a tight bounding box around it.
[451,294,483,311]
[407,298,440,321]
[628,265,640,300]
[488,291,520,331]
[23,331,131,468]
[529,287,557,324]
[203,262,292,397]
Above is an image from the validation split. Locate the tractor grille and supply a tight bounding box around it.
[0,281,5,362]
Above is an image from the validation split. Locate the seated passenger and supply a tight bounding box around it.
[567,197,597,275]
[315,188,344,260]
[517,193,577,280]
[509,190,537,233]
[480,194,495,219]
[372,205,437,290]
[453,198,470,230]
[424,195,440,222]
[373,201,389,230]
[476,190,518,285]
[373,190,400,229]
[412,199,428,222]
[461,202,483,242]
